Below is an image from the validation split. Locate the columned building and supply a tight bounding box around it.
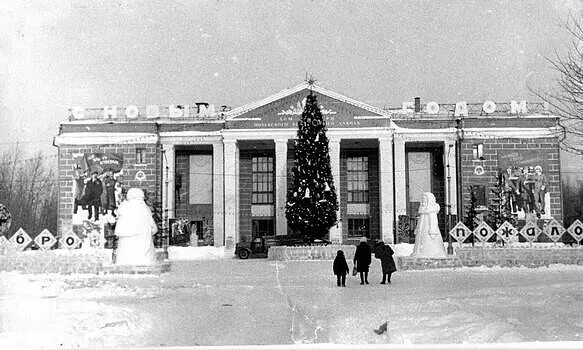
[54,82,562,249]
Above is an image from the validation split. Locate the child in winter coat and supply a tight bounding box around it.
[333,250,350,287]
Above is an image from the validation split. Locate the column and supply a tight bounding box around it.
[328,138,342,243]
[213,142,224,247]
[223,140,238,250]
[161,144,176,220]
[275,139,288,236]
[445,139,458,218]
[394,139,407,218]
[379,136,394,243]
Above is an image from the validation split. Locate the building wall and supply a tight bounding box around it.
[460,136,562,222]
[57,143,159,238]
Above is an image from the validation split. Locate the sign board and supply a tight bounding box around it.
[34,229,57,250]
[473,222,494,243]
[60,232,82,249]
[543,219,566,242]
[74,153,124,174]
[520,221,541,243]
[449,222,471,244]
[495,221,518,244]
[88,230,104,249]
[9,228,32,251]
[497,150,548,172]
[567,219,583,243]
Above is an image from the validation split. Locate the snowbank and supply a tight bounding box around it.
[0,272,153,349]
[167,246,235,261]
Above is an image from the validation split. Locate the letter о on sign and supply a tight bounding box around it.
[66,236,76,246]
[425,102,439,114]
[482,100,496,114]
[125,105,139,119]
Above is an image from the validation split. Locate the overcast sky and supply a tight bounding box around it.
[0,0,580,159]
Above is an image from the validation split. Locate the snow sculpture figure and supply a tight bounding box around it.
[114,188,157,265]
[410,192,447,258]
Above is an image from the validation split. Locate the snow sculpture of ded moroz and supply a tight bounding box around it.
[114,188,157,265]
[410,192,447,258]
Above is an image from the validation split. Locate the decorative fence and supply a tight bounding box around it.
[448,219,583,246]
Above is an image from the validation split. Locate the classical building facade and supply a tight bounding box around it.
[54,82,562,248]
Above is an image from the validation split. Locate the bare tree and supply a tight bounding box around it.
[535,17,583,154]
[0,146,58,239]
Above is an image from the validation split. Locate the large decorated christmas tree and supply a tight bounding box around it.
[285,91,338,239]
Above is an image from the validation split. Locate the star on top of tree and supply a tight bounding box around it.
[306,74,317,87]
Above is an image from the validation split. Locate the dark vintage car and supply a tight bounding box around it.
[235,235,331,259]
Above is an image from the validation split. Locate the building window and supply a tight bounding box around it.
[347,156,369,203]
[136,148,146,164]
[348,218,369,238]
[252,156,274,204]
[252,219,274,238]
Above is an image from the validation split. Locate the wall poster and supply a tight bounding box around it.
[497,150,551,220]
[71,153,126,248]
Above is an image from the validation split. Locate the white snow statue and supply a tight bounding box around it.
[410,192,447,258]
[114,188,157,265]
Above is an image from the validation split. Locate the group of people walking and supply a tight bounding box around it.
[333,237,397,287]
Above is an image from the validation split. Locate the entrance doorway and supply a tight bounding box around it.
[405,143,446,237]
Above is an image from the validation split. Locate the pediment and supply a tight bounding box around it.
[225,83,390,129]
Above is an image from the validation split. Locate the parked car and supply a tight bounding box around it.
[235,235,331,259]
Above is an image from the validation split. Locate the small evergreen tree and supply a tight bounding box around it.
[286,92,338,239]
[464,185,479,231]
[486,169,516,231]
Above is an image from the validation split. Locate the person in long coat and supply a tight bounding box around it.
[82,171,103,221]
[374,239,397,284]
[332,250,350,287]
[353,237,372,285]
[114,188,157,265]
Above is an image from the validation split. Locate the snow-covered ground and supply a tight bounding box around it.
[2,252,583,348]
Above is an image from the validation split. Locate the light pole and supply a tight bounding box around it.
[446,144,454,255]
[162,149,169,260]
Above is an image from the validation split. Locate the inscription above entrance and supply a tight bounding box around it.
[227,89,389,129]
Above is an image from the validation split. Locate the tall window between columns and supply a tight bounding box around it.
[252,156,274,204]
[347,156,370,238]
[347,156,369,203]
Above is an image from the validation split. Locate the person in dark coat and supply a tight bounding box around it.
[82,171,103,221]
[353,237,372,285]
[374,239,397,284]
[333,250,350,287]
